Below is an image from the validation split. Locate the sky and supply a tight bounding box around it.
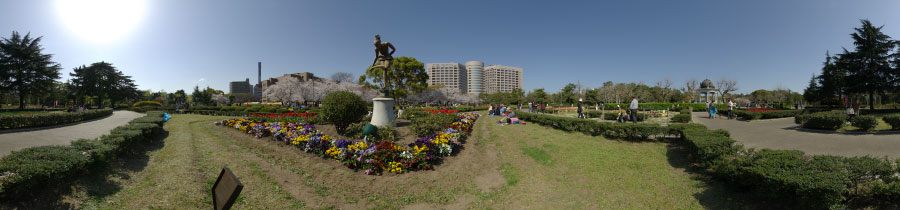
[1,0,899,94]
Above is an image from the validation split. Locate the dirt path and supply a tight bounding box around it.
[0,111,144,156]
[691,112,900,158]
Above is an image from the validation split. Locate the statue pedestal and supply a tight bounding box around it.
[370,97,395,127]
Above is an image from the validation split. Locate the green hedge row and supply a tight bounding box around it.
[593,103,709,111]
[516,112,669,140]
[883,114,900,130]
[797,111,847,130]
[0,108,113,130]
[733,110,803,120]
[669,124,900,209]
[671,113,691,123]
[851,115,878,131]
[517,111,900,209]
[0,111,166,199]
[583,111,647,121]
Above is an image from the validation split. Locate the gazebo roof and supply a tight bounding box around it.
[700,79,715,89]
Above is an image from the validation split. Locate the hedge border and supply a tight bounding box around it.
[0,111,166,199]
[0,108,113,130]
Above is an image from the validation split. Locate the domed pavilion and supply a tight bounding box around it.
[698,79,719,103]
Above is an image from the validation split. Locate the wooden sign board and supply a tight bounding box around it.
[212,168,244,210]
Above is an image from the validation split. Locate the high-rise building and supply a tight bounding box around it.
[256,62,262,98]
[484,65,524,93]
[466,61,484,95]
[229,78,253,94]
[425,63,467,93]
[427,61,523,95]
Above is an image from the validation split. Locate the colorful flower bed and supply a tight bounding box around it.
[425,109,459,114]
[218,112,479,175]
[249,112,317,124]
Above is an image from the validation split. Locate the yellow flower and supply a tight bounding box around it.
[326,146,341,158]
[413,145,428,154]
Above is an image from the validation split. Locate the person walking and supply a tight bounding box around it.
[577,99,584,119]
[706,102,711,118]
[629,96,639,123]
[727,100,734,120]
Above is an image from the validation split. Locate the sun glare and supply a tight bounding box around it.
[56,0,146,43]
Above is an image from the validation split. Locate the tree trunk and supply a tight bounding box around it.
[18,92,26,110]
[869,91,875,111]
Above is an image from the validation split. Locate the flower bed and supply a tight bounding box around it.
[218,112,479,175]
[249,112,317,124]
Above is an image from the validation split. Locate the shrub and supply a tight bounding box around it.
[738,150,850,209]
[133,101,162,107]
[851,115,878,131]
[0,108,113,130]
[114,103,131,109]
[516,112,666,140]
[0,145,91,198]
[411,113,458,137]
[0,111,165,199]
[801,111,847,130]
[321,91,367,133]
[883,114,900,130]
[588,111,646,121]
[671,113,691,123]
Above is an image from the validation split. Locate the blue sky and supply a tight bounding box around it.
[2,0,899,94]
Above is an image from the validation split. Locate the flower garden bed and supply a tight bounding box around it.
[217,112,479,175]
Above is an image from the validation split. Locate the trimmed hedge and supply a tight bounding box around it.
[0,111,166,199]
[671,113,691,123]
[800,111,847,130]
[851,115,878,131]
[883,114,900,130]
[0,108,113,130]
[516,112,667,140]
[583,111,646,122]
[133,101,162,107]
[733,110,802,120]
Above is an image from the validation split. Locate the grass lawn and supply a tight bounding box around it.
[33,112,765,209]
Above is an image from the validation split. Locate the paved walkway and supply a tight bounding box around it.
[0,111,145,156]
[691,112,900,158]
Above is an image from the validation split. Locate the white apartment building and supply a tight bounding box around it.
[425,63,467,93]
[465,61,484,95]
[426,61,523,95]
[484,65,523,93]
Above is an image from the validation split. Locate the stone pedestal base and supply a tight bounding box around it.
[370,97,395,127]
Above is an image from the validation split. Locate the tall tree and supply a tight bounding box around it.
[358,56,428,100]
[803,74,822,103]
[843,19,896,110]
[716,79,738,101]
[526,88,549,104]
[0,31,61,109]
[682,79,698,103]
[817,51,845,99]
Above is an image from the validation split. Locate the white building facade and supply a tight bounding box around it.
[426,61,523,95]
[425,63,468,93]
[484,65,523,93]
